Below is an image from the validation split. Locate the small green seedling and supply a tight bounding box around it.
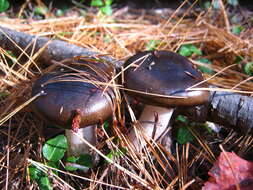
[175,115,195,144]
[178,44,202,57]
[228,0,239,6]
[231,25,244,35]
[34,6,48,16]
[213,0,238,9]
[91,0,113,15]
[29,165,52,190]
[55,9,64,17]
[106,147,127,162]
[0,0,9,13]
[42,134,67,162]
[0,91,9,99]
[65,154,93,171]
[30,133,95,189]
[29,134,68,190]
[145,40,161,51]
[244,62,253,76]
[197,58,214,74]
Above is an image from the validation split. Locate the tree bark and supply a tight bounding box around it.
[0,26,123,68]
[175,91,253,134]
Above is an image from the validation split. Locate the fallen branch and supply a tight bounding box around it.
[176,91,253,134]
[0,26,123,68]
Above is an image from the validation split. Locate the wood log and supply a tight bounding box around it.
[175,91,253,134]
[0,26,123,68]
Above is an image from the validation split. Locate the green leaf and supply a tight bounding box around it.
[29,165,44,181]
[77,154,93,168]
[189,45,202,55]
[231,25,244,35]
[212,0,220,9]
[197,58,214,74]
[175,115,188,123]
[105,0,113,6]
[42,135,67,162]
[203,1,211,9]
[103,34,112,43]
[34,6,48,16]
[103,121,110,132]
[0,91,9,99]
[29,165,52,190]
[0,0,9,13]
[234,56,243,64]
[56,9,64,17]
[145,40,161,51]
[244,62,253,76]
[91,0,103,7]
[228,0,238,6]
[179,45,192,57]
[100,5,113,15]
[67,156,78,163]
[46,161,59,175]
[39,177,53,190]
[65,154,92,171]
[65,156,79,171]
[176,126,194,144]
[178,44,202,57]
[106,148,126,162]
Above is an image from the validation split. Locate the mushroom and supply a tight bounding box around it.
[32,58,116,157]
[123,50,210,150]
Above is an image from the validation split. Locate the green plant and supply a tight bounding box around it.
[34,6,48,16]
[42,134,67,162]
[145,40,161,51]
[91,0,113,15]
[106,147,126,162]
[175,115,195,144]
[29,134,93,189]
[0,0,9,13]
[29,165,53,190]
[227,0,239,6]
[65,154,93,171]
[0,91,9,99]
[231,25,244,35]
[212,0,238,9]
[197,58,214,74]
[244,62,253,76]
[178,44,202,57]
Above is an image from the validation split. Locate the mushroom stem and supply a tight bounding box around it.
[128,105,174,150]
[65,126,96,157]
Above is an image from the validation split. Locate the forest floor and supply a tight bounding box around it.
[0,0,253,189]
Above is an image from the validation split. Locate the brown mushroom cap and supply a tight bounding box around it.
[123,50,209,107]
[32,59,115,129]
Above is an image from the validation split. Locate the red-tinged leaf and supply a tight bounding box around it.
[202,151,253,190]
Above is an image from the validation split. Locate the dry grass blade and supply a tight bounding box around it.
[0,1,253,189]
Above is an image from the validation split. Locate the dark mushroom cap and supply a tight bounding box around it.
[123,50,209,107]
[32,58,115,129]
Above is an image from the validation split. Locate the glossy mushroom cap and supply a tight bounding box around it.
[32,58,115,129]
[123,50,209,107]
